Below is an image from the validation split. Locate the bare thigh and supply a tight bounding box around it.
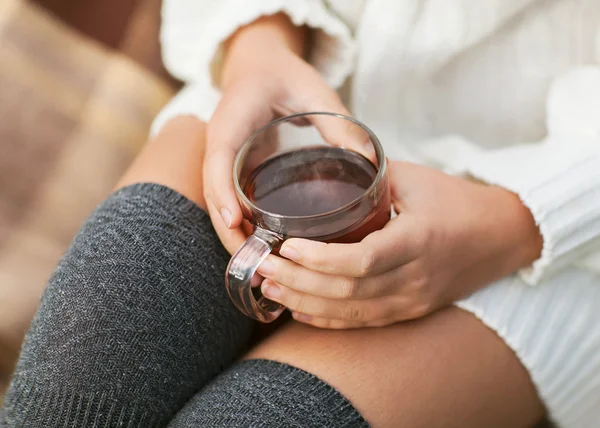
[245,306,546,428]
[116,115,208,210]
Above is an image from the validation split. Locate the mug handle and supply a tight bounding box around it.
[226,227,285,322]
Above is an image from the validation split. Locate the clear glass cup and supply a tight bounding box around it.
[225,112,390,322]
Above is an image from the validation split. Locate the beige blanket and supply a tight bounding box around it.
[0,0,173,395]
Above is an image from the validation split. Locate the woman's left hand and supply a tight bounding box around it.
[257,161,543,329]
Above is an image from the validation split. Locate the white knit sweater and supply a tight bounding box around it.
[153,0,600,285]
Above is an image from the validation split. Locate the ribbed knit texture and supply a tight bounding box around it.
[3,184,255,427]
[2,183,367,427]
[170,359,369,428]
[465,67,600,284]
[467,143,600,284]
[456,266,600,428]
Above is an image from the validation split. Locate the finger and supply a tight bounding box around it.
[292,296,428,329]
[290,312,366,330]
[203,145,240,228]
[278,220,418,277]
[311,112,376,163]
[261,280,396,322]
[257,255,407,299]
[205,84,274,229]
[206,196,247,255]
[293,77,376,162]
[292,313,399,329]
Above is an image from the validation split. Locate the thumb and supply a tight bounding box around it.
[299,80,376,163]
[205,85,274,229]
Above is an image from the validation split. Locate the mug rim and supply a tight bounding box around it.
[232,111,387,221]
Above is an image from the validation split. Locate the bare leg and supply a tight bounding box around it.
[117,115,208,209]
[246,307,546,428]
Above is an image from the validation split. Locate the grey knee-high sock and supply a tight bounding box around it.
[3,184,254,427]
[169,359,370,428]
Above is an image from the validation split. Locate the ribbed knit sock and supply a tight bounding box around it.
[3,184,255,427]
[169,359,369,428]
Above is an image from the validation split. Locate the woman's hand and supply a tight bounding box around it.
[204,13,364,254]
[257,161,543,329]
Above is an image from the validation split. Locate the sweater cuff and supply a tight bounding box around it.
[466,67,600,284]
[160,0,355,89]
[466,142,600,285]
[149,81,220,137]
[154,0,355,137]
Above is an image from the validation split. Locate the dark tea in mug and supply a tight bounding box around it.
[227,112,390,323]
[243,146,390,243]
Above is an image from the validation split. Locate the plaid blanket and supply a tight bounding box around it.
[0,0,174,396]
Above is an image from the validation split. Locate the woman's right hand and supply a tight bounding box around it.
[204,13,363,255]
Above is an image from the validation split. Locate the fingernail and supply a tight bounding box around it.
[257,259,275,276]
[293,312,313,323]
[261,282,281,299]
[220,208,232,228]
[280,245,300,261]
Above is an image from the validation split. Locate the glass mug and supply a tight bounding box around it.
[225,112,391,322]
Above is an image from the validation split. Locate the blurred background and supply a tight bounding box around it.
[0,0,179,399]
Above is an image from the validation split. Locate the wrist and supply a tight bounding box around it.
[220,13,308,88]
[486,186,543,269]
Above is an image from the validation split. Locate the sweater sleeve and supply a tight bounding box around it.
[464,67,600,284]
[151,0,355,135]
